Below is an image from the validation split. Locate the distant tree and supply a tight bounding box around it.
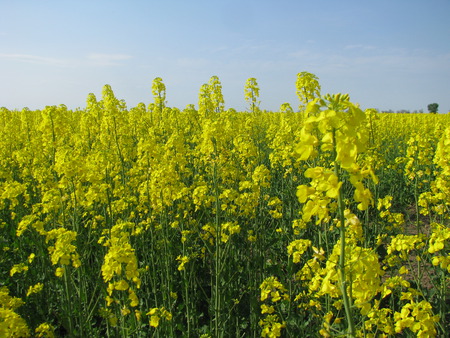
[427,103,438,114]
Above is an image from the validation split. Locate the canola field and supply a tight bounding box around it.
[1,74,449,337]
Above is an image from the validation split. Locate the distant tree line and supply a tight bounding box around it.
[381,109,424,114]
[381,103,439,114]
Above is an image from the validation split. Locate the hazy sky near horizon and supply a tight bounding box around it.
[1,0,449,112]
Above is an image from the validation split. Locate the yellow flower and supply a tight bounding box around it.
[353,181,373,210]
[128,289,139,307]
[393,300,439,336]
[261,304,275,314]
[114,279,129,291]
[296,185,315,203]
[10,263,28,277]
[398,266,409,275]
[135,309,142,321]
[325,174,342,199]
[149,314,160,327]
[176,255,189,271]
[35,322,55,338]
[55,267,65,277]
[26,283,44,297]
[428,223,450,254]
[387,234,425,255]
[260,277,288,302]
[146,307,172,327]
[0,286,30,337]
[259,314,286,338]
[247,230,257,242]
[28,253,36,264]
[121,306,131,316]
[252,165,271,187]
[45,228,80,268]
[220,222,241,243]
[101,225,140,289]
[287,239,312,263]
[312,246,325,261]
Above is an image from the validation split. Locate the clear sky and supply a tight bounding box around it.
[1,0,449,112]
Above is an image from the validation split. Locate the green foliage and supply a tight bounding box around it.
[428,103,439,114]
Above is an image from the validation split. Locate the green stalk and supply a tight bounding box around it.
[183,267,191,337]
[332,130,355,337]
[214,162,222,337]
[180,221,192,337]
[63,266,74,334]
[415,181,421,233]
[112,116,127,186]
[336,184,355,337]
[413,175,422,285]
[161,208,175,337]
[212,138,223,337]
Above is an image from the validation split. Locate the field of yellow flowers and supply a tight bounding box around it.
[1,73,449,337]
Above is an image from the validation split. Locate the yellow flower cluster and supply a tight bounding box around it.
[377,195,404,229]
[393,300,439,337]
[146,307,172,327]
[176,255,189,271]
[419,126,450,217]
[260,276,289,303]
[387,234,425,260]
[34,323,55,338]
[296,167,340,223]
[100,222,140,308]
[0,286,29,337]
[259,314,286,338]
[287,239,312,263]
[259,277,288,337]
[428,222,450,271]
[45,227,81,272]
[26,282,44,297]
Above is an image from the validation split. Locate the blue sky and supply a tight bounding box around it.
[1,0,449,112]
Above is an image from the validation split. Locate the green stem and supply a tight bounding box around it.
[181,223,192,337]
[413,174,419,229]
[333,130,355,337]
[336,188,355,337]
[63,266,74,334]
[212,138,223,337]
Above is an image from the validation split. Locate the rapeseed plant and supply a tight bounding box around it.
[1,74,448,337]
